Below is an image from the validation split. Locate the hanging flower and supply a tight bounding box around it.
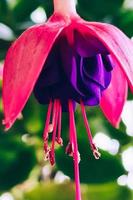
[2,0,133,199]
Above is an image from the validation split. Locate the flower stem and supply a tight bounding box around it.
[53,0,76,15]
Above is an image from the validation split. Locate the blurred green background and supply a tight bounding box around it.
[0,0,133,199]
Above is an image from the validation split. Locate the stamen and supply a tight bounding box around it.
[44,149,50,161]
[66,101,74,157]
[47,99,58,135]
[80,100,101,159]
[52,99,57,126]
[68,100,81,200]
[56,101,63,146]
[49,149,55,166]
[44,142,49,156]
[50,99,59,166]
[43,100,53,154]
[43,100,53,140]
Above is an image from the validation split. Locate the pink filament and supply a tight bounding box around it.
[50,100,59,165]
[43,100,53,140]
[68,100,81,200]
[43,99,63,165]
[52,99,57,126]
[80,100,94,149]
[51,100,59,150]
[57,101,63,145]
[80,100,100,159]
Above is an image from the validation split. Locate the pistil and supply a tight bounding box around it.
[68,100,81,200]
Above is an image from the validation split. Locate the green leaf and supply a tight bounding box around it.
[77,0,124,20]
[23,95,46,135]
[0,0,8,15]
[56,141,125,184]
[0,133,36,191]
[114,10,133,37]
[41,0,53,18]
[18,182,131,200]
[128,89,133,100]
[23,183,75,200]
[85,183,131,200]
[56,107,128,184]
[0,1,14,28]
[13,0,39,22]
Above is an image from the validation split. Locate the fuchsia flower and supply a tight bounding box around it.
[2,0,133,199]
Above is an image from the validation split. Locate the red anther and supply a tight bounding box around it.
[93,150,101,160]
[56,137,63,146]
[91,143,101,159]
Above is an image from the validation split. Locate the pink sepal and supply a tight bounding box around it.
[81,21,133,92]
[2,15,65,129]
[100,61,128,128]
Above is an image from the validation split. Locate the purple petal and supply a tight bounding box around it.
[74,31,108,57]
